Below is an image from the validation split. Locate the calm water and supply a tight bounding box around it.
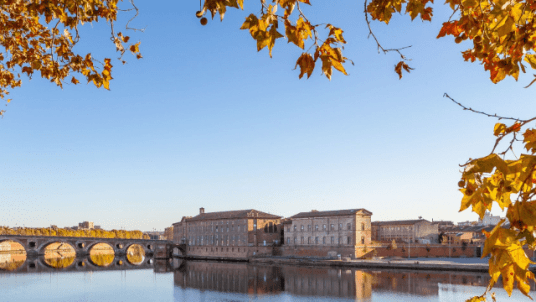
[0,256,535,302]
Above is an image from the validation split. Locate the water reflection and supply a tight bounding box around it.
[0,240,27,271]
[43,242,76,268]
[89,243,115,267]
[126,244,145,265]
[171,260,536,300]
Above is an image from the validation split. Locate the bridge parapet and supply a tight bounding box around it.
[0,235,171,257]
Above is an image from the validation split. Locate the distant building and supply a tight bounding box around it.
[94,225,102,230]
[440,225,494,245]
[282,209,373,259]
[78,221,94,229]
[145,231,165,240]
[457,221,477,227]
[432,220,455,232]
[478,211,502,226]
[172,208,282,259]
[371,219,438,243]
[50,225,58,230]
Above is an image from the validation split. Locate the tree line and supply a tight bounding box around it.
[0,226,150,240]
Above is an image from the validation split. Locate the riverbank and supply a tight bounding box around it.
[249,256,536,273]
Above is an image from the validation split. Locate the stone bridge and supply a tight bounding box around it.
[0,255,156,274]
[0,235,172,257]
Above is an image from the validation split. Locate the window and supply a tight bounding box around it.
[361,223,365,231]
[308,237,311,244]
[315,237,319,244]
[264,224,268,233]
[301,225,304,231]
[322,237,326,244]
[294,237,297,244]
[315,225,319,231]
[287,226,291,232]
[254,222,257,230]
[294,225,297,231]
[308,225,312,231]
[361,236,365,244]
[301,237,304,244]
[269,222,274,233]
[331,236,334,244]
[347,223,351,230]
[347,236,351,244]
[216,226,218,232]
[287,238,290,244]
[330,224,334,231]
[339,223,342,230]
[274,225,277,233]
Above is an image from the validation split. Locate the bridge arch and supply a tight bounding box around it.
[36,240,76,255]
[0,238,27,254]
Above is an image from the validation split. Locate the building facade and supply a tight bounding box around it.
[172,208,282,259]
[371,219,438,243]
[281,209,373,258]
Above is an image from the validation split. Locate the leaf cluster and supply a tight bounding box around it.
[199,0,350,80]
[459,119,536,299]
[0,0,143,116]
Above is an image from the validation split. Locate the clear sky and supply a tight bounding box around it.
[1,0,535,232]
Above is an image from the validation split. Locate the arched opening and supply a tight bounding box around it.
[126,244,145,265]
[89,243,115,267]
[0,240,27,271]
[43,242,76,268]
[116,243,123,249]
[77,243,85,249]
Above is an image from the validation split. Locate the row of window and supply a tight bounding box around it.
[288,222,365,232]
[188,235,247,246]
[188,247,245,253]
[286,236,365,245]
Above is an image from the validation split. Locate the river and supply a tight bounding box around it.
[0,256,534,301]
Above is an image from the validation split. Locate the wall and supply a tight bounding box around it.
[182,246,275,260]
[357,244,478,258]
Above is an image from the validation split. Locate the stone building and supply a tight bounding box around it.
[78,221,94,229]
[478,211,502,226]
[281,209,373,258]
[172,208,282,259]
[371,219,438,243]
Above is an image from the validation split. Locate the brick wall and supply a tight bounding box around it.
[356,244,478,258]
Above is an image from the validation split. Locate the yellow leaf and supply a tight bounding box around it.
[294,53,315,79]
[494,123,507,136]
[71,77,79,85]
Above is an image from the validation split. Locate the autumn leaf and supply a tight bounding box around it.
[494,123,507,136]
[395,61,414,79]
[295,53,315,79]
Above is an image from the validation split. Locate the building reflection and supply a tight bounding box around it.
[173,260,373,299]
[172,260,536,299]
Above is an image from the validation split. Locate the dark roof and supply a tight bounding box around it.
[173,209,281,224]
[372,219,431,226]
[442,225,495,233]
[290,209,372,219]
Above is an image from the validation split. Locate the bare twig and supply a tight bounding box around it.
[364,0,412,60]
[444,93,530,122]
[125,0,146,32]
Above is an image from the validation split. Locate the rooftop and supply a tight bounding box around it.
[290,209,372,219]
[173,209,281,224]
[372,219,431,226]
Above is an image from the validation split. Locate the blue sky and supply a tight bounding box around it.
[1,0,535,232]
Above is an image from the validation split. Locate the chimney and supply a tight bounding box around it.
[200,207,205,214]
